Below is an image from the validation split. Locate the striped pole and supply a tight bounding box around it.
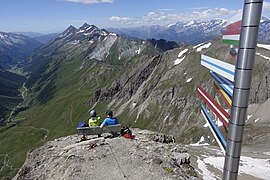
[201,104,227,154]
[223,0,263,179]
[213,80,232,108]
[197,85,229,128]
[211,71,234,98]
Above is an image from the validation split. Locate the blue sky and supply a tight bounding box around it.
[1,0,270,33]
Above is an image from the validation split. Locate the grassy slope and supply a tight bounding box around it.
[0,48,118,178]
[0,68,26,119]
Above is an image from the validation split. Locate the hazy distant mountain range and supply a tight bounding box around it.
[109,19,227,45]
[109,17,270,45]
[14,32,60,44]
[0,32,41,69]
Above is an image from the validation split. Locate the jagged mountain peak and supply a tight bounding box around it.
[54,23,110,45]
[79,23,94,30]
[77,23,100,33]
[60,25,77,37]
[67,25,77,31]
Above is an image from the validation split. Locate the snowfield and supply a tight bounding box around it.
[187,144,270,180]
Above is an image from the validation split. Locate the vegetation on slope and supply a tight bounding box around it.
[0,67,26,119]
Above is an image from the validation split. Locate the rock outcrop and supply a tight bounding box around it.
[14,129,198,180]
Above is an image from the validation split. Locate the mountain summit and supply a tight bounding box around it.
[61,25,77,36]
[14,129,196,179]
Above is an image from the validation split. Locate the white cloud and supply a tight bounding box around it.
[189,7,209,10]
[158,8,174,11]
[109,16,133,24]
[110,16,132,21]
[110,8,239,26]
[63,0,113,4]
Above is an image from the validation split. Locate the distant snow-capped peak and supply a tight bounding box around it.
[0,32,28,45]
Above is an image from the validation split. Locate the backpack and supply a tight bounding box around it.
[121,126,135,139]
[78,121,89,127]
[121,126,132,136]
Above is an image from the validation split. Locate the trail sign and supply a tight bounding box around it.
[201,55,235,82]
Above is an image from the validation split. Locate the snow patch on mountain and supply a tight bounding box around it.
[174,56,185,65]
[184,20,195,27]
[257,44,270,50]
[109,32,117,36]
[76,29,85,34]
[196,42,211,52]
[186,78,192,83]
[163,115,169,123]
[254,117,260,123]
[193,43,204,49]
[201,156,270,179]
[100,31,108,36]
[136,47,142,54]
[86,26,93,31]
[83,33,92,36]
[167,23,175,28]
[174,48,188,65]
[246,114,253,122]
[132,102,136,108]
[256,52,270,61]
[197,158,217,180]
[190,136,209,146]
[178,48,188,58]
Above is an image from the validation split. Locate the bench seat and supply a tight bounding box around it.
[77,124,122,136]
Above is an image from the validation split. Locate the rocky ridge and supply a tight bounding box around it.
[14,129,198,180]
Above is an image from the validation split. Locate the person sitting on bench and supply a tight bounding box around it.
[89,109,101,127]
[100,109,119,128]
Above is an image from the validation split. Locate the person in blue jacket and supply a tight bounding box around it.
[100,109,119,128]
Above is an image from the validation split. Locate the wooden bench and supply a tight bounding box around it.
[77,124,122,136]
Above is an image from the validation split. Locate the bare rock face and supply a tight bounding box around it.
[14,129,198,180]
[150,133,176,144]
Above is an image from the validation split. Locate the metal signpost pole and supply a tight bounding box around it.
[223,0,264,179]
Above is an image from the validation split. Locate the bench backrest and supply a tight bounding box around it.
[77,124,122,135]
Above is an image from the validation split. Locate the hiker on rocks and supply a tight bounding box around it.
[100,109,119,128]
[89,109,101,127]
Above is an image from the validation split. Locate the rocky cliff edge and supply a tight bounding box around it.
[14,129,198,180]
